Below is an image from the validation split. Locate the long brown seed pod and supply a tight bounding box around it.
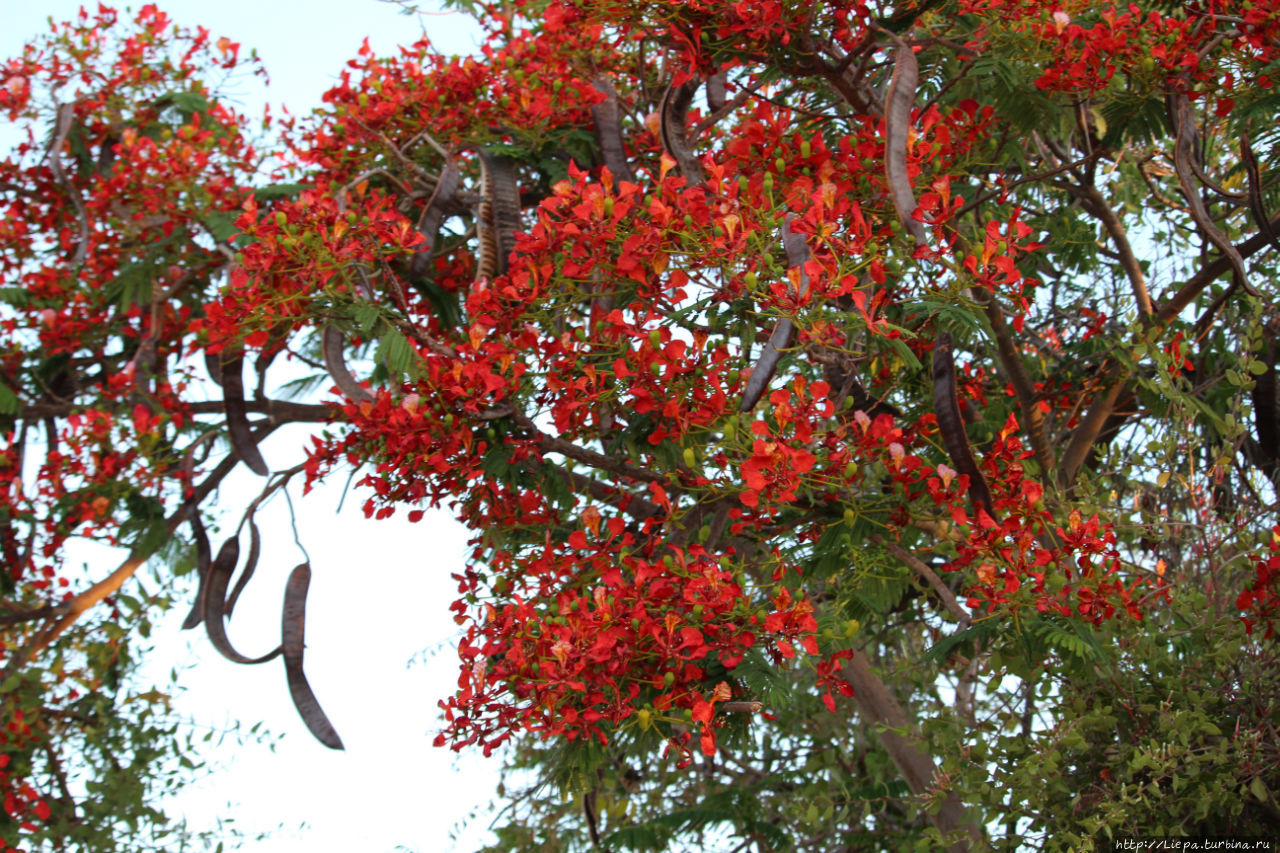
[739,216,810,412]
[47,103,90,267]
[1242,132,1280,251]
[660,77,705,187]
[706,72,727,113]
[203,536,281,665]
[884,38,928,248]
[475,148,521,280]
[225,515,260,618]
[1170,93,1254,294]
[220,354,269,476]
[932,332,995,517]
[1254,321,1279,466]
[591,74,635,184]
[282,563,344,750]
[474,153,498,282]
[720,701,764,713]
[321,326,375,404]
[204,351,223,387]
[409,157,462,280]
[181,503,212,630]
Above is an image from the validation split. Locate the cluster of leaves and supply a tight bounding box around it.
[2,0,1280,849]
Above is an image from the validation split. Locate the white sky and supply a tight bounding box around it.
[1,2,507,851]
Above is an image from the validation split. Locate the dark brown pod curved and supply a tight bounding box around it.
[220,354,269,476]
[932,332,995,517]
[410,158,461,279]
[706,72,727,113]
[181,504,212,630]
[1253,322,1279,465]
[225,516,259,618]
[203,535,281,665]
[885,39,927,248]
[321,326,375,404]
[590,74,635,184]
[282,563,345,750]
[204,351,223,387]
[660,77,705,187]
[477,149,522,278]
[739,217,810,412]
[1242,133,1279,252]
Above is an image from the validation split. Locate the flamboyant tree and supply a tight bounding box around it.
[2,0,1280,850]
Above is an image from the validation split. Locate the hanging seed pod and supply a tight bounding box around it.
[1242,132,1279,251]
[590,74,635,184]
[220,354,269,476]
[475,149,521,281]
[225,516,259,618]
[321,326,374,404]
[409,156,461,280]
[739,216,810,412]
[282,563,344,750]
[932,332,995,517]
[203,535,281,664]
[660,77,705,186]
[884,38,927,248]
[180,503,212,630]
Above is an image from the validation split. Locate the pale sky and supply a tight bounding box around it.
[1,2,505,850]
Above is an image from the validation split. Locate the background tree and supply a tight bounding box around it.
[2,0,1279,850]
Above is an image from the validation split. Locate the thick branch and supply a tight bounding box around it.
[1158,209,1280,324]
[511,411,666,485]
[1056,363,1128,488]
[19,398,332,423]
[977,291,1056,477]
[841,648,983,852]
[1069,182,1153,317]
[1058,209,1280,487]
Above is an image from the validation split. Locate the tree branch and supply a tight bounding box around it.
[977,291,1056,477]
[840,647,983,852]
[1065,182,1153,317]
[874,535,970,627]
[511,410,666,485]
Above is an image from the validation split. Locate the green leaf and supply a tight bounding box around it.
[201,210,239,244]
[252,182,307,202]
[0,382,18,416]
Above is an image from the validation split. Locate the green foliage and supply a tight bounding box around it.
[958,601,1280,851]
